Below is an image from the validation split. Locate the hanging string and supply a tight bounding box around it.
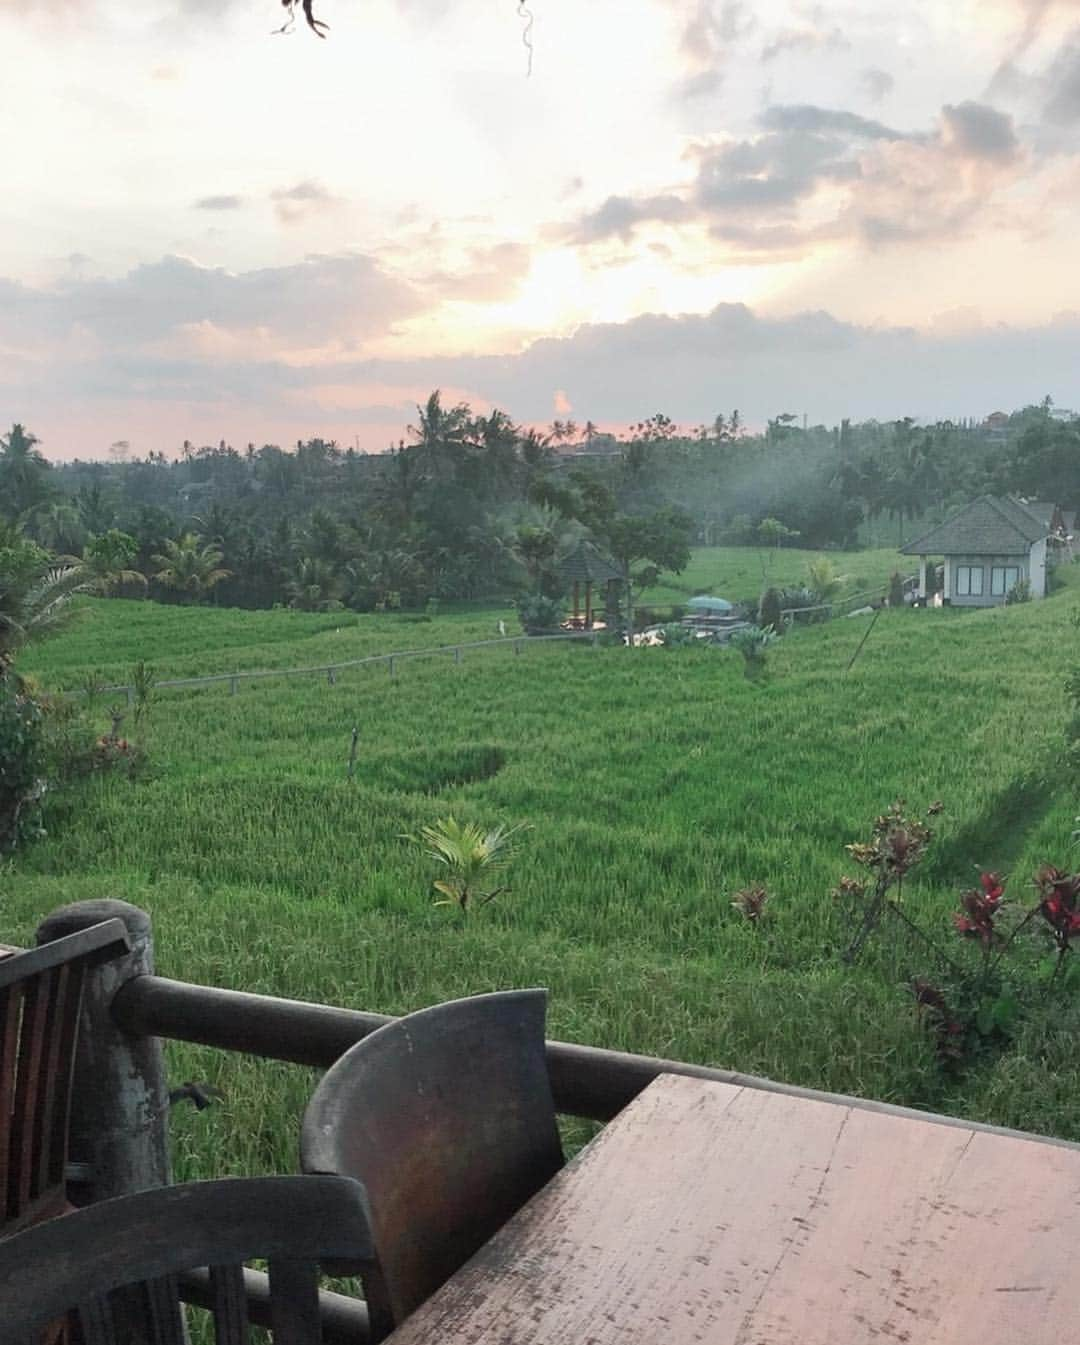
[517,1,534,77]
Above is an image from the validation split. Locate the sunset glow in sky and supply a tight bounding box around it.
[3,0,1080,457]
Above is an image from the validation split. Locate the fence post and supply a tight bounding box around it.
[231,677,239,696]
[388,656,395,678]
[327,667,336,686]
[454,646,462,665]
[514,640,522,656]
[36,900,172,1206]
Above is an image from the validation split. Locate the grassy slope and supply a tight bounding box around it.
[26,544,906,692]
[638,545,907,606]
[7,553,1078,1178]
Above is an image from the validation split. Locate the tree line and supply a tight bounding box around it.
[0,393,1075,626]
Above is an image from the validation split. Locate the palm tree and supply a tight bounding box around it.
[29,500,86,556]
[408,816,529,913]
[0,551,85,670]
[285,556,344,611]
[0,424,52,520]
[410,391,469,481]
[77,530,147,595]
[75,482,116,536]
[151,533,231,604]
[513,522,559,591]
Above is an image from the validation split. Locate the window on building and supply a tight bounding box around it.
[990,566,1021,596]
[956,565,984,596]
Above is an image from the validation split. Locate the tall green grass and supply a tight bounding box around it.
[6,554,1079,1184]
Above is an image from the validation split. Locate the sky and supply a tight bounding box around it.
[2,0,1080,459]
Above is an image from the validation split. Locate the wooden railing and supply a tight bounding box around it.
[28,898,1080,1342]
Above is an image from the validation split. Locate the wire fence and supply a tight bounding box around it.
[77,574,917,706]
[84,630,599,705]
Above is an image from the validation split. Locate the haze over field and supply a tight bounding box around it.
[3,0,1080,457]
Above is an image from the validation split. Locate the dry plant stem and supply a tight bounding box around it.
[843,873,894,964]
[882,901,964,977]
[988,906,1040,976]
[1049,944,1071,988]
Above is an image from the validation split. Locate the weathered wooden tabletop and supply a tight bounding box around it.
[385,1071,1080,1344]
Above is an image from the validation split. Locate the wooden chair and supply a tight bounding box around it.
[0,919,130,1237]
[301,989,565,1342]
[0,1174,376,1342]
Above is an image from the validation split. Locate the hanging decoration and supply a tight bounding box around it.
[275,0,328,37]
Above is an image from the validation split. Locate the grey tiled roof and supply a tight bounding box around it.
[558,540,621,584]
[901,496,1048,556]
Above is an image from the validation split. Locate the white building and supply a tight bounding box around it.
[900,496,1055,607]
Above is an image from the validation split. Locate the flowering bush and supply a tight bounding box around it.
[835,803,1080,1072]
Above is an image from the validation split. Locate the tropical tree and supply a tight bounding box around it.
[601,507,693,645]
[29,500,86,556]
[513,521,559,592]
[151,533,231,604]
[77,530,147,594]
[75,482,117,536]
[286,556,344,611]
[0,424,52,520]
[410,391,470,483]
[0,536,84,669]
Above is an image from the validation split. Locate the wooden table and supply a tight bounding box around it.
[386,1072,1080,1344]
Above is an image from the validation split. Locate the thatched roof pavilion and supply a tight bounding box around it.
[558,540,621,628]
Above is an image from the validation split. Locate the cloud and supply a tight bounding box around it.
[194,194,245,211]
[10,295,1080,455]
[424,242,532,303]
[663,0,755,99]
[940,101,1020,161]
[694,130,861,214]
[270,179,341,225]
[861,68,894,104]
[760,104,912,141]
[1042,35,1080,122]
[1001,0,1080,56]
[761,23,849,63]
[0,252,424,352]
[563,99,1023,254]
[568,194,689,244]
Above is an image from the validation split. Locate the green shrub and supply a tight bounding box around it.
[0,673,46,852]
[515,593,563,634]
[758,587,783,632]
[729,624,778,678]
[659,623,696,649]
[1005,578,1031,605]
[888,571,906,607]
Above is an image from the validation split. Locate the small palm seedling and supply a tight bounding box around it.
[407,816,529,913]
[130,660,155,727]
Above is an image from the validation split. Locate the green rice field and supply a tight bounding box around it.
[6,546,1080,1181]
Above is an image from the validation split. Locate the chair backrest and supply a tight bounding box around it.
[0,920,130,1236]
[300,989,565,1341]
[0,1174,376,1343]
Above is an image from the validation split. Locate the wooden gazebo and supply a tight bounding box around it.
[558,540,621,629]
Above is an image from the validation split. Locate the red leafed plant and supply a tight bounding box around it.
[953,872,1006,948]
[1035,865,1080,950]
[834,802,1080,1073]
